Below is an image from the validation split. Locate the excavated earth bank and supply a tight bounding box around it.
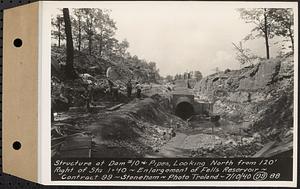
[52,57,294,158]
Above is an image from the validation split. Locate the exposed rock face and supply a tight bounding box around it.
[194,58,294,135]
[195,59,284,98]
[239,59,281,90]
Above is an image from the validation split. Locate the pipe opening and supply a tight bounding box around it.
[175,102,194,120]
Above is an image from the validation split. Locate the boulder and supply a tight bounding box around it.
[227,91,250,103]
[253,132,262,142]
[239,59,281,90]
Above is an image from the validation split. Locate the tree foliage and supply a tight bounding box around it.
[194,71,203,81]
[52,8,160,83]
[238,9,275,39]
[72,9,84,51]
[51,13,65,47]
[237,8,294,60]
[174,74,183,80]
[268,8,294,53]
[232,41,260,66]
[165,75,174,82]
[238,8,275,59]
[174,70,202,81]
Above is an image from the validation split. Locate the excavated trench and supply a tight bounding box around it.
[53,93,266,158]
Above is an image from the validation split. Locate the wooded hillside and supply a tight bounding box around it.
[51,8,160,83]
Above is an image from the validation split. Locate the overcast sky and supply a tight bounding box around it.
[51,2,295,76]
[107,3,287,76]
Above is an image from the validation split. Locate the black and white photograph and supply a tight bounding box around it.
[50,3,295,160]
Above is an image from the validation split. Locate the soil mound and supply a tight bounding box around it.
[87,96,186,157]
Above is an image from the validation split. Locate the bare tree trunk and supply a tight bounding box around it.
[99,40,103,57]
[78,17,81,52]
[58,18,61,48]
[63,8,75,79]
[88,34,92,55]
[99,30,103,57]
[263,9,270,59]
[288,26,294,53]
[88,16,93,55]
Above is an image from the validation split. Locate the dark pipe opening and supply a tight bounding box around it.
[175,102,194,120]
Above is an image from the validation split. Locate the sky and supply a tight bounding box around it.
[50,2,295,77]
[106,3,284,76]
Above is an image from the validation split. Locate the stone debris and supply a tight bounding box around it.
[51,57,293,158]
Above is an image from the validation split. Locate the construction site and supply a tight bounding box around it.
[51,55,294,159]
[51,7,294,159]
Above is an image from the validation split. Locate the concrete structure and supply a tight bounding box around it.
[171,86,213,120]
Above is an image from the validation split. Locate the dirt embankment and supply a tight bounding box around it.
[83,57,294,158]
[53,57,294,158]
[86,96,187,157]
[194,57,294,143]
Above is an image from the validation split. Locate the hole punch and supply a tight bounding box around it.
[13,38,23,47]
[12,141,21,150]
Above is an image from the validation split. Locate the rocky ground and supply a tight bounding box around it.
[192,57,294,157]
[52,94,187,158]
[52,57,294,158]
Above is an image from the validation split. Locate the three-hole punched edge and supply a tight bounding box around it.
[13,38,22,47]
[13,141,21,150]
[12,38,23,150]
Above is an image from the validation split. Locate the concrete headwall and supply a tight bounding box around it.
[171,93,214,119]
